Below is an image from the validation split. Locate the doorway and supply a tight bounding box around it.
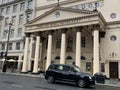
[30,61,34,72]
[109,62,118,78]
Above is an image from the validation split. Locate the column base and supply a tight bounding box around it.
[32,72,40,74]
[20,71,28,74]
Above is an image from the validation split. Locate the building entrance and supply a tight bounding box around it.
[109,62,118,78]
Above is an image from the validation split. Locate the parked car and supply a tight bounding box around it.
[45,64,95,88]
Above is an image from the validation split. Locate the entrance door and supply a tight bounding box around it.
[109,62,118,78]
[31,61,34,72]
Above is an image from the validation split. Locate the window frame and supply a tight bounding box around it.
[13,4,17,13]
[6,6,11,14]
[8,43,13,50]
[20,2,25,11]
[16,42,20,50]
[1,43,5,50]
[28,0,33,9]
[19,14,24,25]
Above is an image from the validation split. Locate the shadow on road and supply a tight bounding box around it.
[52,81,96,89]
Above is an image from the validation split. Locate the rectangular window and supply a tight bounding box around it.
[10,29,14,38]
[1,8,5,15]
[16,42,20,50]
[81,37,86,48]
[12,16,16,25]
[3,30,7,39]
[27,13,32,22]
[6,6,10,14]
[13,4,17,13]
[28,0,33,9]
[67,37,73,52]
[7,0,10,2]
[18,28,22,37]
[1,43,5,50]
[5,18,9,26]
[2,0,6,4]
[20,2,25,11]
[19,14,24,25]
[56,38,61,49]
[8,43,12,50]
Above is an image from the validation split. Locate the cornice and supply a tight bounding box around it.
[0,0,27,7]
[107,21,120,25]
[36,0,85,11]
[25,13,99,28]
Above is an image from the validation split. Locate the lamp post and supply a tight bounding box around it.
[0,15,4,58]
[2,22,12,72]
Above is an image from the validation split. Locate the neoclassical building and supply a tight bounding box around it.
[0,0,35,70]
[21,0,120,79]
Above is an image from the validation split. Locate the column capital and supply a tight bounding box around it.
[76,27,83,32]
[48,30,54,35]
[30,34,35,37]
[25,33,31,37]
[33,32,42,36]
[61,28,68,33]
[93,24,100,30]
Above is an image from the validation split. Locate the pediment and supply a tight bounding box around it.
[26,7,97,26]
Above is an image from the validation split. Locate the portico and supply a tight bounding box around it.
[22,7,106,74]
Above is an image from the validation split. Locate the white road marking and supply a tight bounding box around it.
[11,84,23,88]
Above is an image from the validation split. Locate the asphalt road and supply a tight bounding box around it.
[0,74,120,90]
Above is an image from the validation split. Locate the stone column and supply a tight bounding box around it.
[46,31,53,70]
[33,33,40,73]
[75,28,82,68]
[17,55,22,72]
[28,34,34,71]
[60,30,66,64]
[93,30,100,74]
[22,34,30,73]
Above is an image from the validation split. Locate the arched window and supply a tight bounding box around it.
[81,56,86,60]
[66,56,72,60]
[55,56,60,60]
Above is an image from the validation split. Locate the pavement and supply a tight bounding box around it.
[0,71,120,87]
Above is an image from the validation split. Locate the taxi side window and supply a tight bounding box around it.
[63,66,70,72]
[54,65,64,71]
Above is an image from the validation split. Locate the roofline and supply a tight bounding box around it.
[26,6,98,25]
[36,0,84,11]
[0,0,26,7]
[36,0,103,11]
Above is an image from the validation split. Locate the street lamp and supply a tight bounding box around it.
[2,22,12,72]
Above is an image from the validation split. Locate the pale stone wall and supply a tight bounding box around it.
[103,0,120,22]
[33,0,120,77]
